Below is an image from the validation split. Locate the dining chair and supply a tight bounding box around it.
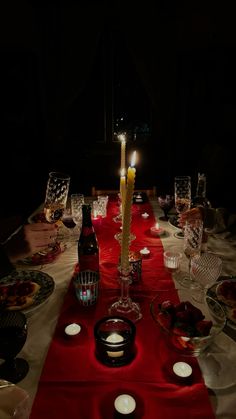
[91,186,157,197]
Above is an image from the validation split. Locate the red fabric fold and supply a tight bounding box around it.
[30,197,215,419]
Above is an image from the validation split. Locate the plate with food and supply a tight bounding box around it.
[0,270,55,315]
[207,276,236,329]
[168,215,180,230]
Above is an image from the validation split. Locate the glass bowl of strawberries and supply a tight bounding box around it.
[150,288,226,356]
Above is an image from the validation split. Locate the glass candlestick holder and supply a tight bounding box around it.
[108,266,142,323]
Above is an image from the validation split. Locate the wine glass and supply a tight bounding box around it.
[175,218,203,288]
[174,176,191,238]
[190,253,223,303]
[59,197,81,243]
[0,311,29,383]
[61,203,77,229]
[44,172,71,223]
[158,195,175,221]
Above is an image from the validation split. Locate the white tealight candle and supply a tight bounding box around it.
[106,332,124,358]
[106,332,124,344]
[173,361,192,378]
[64,323,81,336]
[140,247,150,257]
[114,394,136,415]
[150,225,165,236]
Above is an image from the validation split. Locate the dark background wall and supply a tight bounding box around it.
[1,1,236,219]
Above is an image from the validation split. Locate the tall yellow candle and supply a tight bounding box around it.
[121,151,136,272]
[120,168,126,221]
[119,134,126,172]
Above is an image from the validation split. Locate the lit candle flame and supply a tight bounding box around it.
[119,134,126,143]
[130,151,136,167]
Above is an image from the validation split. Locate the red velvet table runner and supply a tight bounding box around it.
[30,197,215,419]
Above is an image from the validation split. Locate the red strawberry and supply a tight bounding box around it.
[175,302,187,312]
[196,320,213,336]
[172,326,191,337]
[175,310,192,323]
[160,300,174,312]
[184,302,205,322]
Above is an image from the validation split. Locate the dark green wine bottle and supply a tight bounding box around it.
[77,204,99,273]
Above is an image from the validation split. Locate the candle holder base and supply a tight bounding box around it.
[114,232,136,245]
[113,213,122,223]
[108,299,142,323]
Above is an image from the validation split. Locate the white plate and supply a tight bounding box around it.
[168,215,180,230]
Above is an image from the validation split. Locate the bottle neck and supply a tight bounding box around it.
[81,204,93,227]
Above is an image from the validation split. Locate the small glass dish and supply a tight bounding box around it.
[150,288,226,356]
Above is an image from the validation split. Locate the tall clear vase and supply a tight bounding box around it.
[108,266,142,323]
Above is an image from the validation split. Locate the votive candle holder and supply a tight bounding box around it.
[94,316,136,367]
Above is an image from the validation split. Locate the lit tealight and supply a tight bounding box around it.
[64,323,81,336]
[150,223,165,236]
[173,361,192,378]
[106,332,124,358]
[114,394,136,415]
[140,247,150,257]
[141,212,149,219]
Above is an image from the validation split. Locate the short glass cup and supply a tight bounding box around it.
[164,251,182,273]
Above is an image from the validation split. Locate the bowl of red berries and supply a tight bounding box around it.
[150,288,226,356]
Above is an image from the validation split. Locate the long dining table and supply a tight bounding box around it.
[13,195,236,418]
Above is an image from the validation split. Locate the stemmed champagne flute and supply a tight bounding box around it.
[174,176,191,238]
[176,218,203,288]
[43,172,71,243]
[44,172,71,224]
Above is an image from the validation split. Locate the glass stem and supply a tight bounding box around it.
[119,271,131,306]
[188,257,191,273]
